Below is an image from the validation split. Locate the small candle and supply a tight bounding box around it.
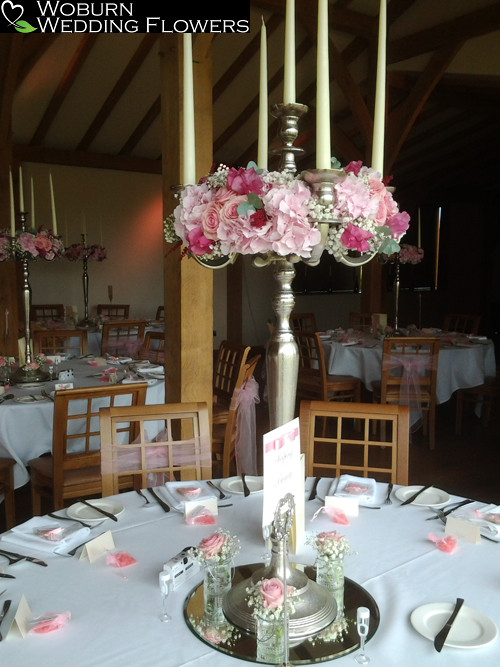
[19,165,25,211]
[257,17,268,170]
[82,212,87,238]
[372,0,387,175]
[283,0,296,104]
[9,168,15,237]
[30,176,36,229]
[182,33,196,185]
[316,0,331,169]
[49,172,58,235]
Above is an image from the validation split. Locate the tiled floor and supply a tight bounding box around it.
[2,392,499,533]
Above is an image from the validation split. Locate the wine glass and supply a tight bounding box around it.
[159,569,173,622]
[354,606,370,664]
[261,524,272,564]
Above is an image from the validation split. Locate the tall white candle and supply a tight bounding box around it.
[182,34,196,185]
[9,168,15,237]
[372,0,387,175]
[258,17,268,170]
[19,165,25,211]
[316,0,331,169]
[82,212,87,238]
[283,0,296,104]
[30,176,36,229]
[49,172,58,235]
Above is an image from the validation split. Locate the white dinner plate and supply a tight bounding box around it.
[341,340,358,346]
[411,602,497,649]
[66,499,125,522]
[395,485,450,507]
[220,476,263,495]
[14,394,48,403]
[15,381,48,388]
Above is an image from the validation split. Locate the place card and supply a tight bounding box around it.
[325,495,359,517]
[184,497,218,522]
[445,516,481,544]
[80,530,115,562]
[7,595,31,639]
[55,382,73,391]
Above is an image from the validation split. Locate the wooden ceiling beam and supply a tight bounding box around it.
[17,35,58,85]
[78,34,158,152]
[0,35,23,148]
[30,35,98,147]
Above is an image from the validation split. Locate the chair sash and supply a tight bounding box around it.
[388,353,436,428]
[233,376,260,476]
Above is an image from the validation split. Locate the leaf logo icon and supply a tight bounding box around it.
[1,1,37,33]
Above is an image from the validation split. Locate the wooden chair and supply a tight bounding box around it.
[443,313,481,335]
[299,400,410,485]
[212,340,251,426]
[30,304,65,322]
[212,355,261,478]
[455,375,500,434]
[372,337,441,450]
[33,329,88,357]
[155,306,165,321]
[28,383,148,513]
[291,312,318,333]
[349,312,372,329]
[0,458,16,529]
[295,331,361,403]
[101,319,147,357]
[139,331,165,364]
[97,304,130,319]
[100,402,212,497]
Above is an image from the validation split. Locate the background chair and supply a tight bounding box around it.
[0,458,16,529]
[100,402,211,497]
[155,306,165,321]
[28,383,148,512]
[443,313,481,334]
[97,304,130,319]
[299,400,410,485]
[139,331,165,364]
[349,312,372,329]
[30,304,65,322]
[212,340,251,427]
[455,375,500,434]
[295,331,361,404]
[101,319,146,356]
[33,329,88,358]
[291,312,318,333]
[372,337,440,450]
[212,354,261,478]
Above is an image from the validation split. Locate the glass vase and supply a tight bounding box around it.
[316,555,344,591]
[203,559,232,622]
[256,614,285,664]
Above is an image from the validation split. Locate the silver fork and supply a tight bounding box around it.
[384,482,393,505]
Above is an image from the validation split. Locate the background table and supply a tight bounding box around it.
[324,337,496,404]
[0,359,165,488]
[0,479,498,665]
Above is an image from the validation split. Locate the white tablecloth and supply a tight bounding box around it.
[324,338,496,404]
[0,359,165,488]
[0,480,498,665]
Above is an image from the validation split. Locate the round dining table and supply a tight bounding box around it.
[0,478,498,665]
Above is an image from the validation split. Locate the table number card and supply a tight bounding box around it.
[262,417,304,552]
[80,530,115,562]
[7,594,31,639]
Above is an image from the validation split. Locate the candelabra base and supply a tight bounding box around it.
[11,365,51,384]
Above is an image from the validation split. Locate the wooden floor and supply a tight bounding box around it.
[2,392,499,533]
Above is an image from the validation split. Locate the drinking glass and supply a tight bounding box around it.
[261,524,271,564]
[159,569,173,622]
[354,606,370,664]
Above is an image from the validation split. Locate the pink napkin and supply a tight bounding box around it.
[107,551,137,568]
[29,611,71,634]
[311,506,350,525]
[428,533,457,553]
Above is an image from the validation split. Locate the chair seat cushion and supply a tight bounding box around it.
[29,455,101,486]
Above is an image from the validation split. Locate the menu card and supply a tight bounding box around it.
[262,417,304,552]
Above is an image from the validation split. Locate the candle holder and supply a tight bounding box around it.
[270,102,308,174]
[64,234,107,329]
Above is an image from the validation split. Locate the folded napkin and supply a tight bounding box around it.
[454,504,500,542]
[1,517,90,555]
[163,481,216,511]
[121,376,156,385]
[137,365,164,374]
[328,475,378,505]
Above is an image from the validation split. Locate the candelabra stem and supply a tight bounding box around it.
[271,103,308,173]
[394,256,401,333]
[82,255,89,323]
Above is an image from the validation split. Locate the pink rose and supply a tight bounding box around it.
[341,223,374,252]
[260,577,295,609]
[199,532,227,558]
[204,626,223,644]
[200,200,222,240]
[35,234,53,253]
[227,166,264,195]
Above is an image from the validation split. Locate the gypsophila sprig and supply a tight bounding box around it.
[188,616,241,647]
[188,528,240,565]
[246,577,296,621]
[307,531,351,562]
[308,617,350,646]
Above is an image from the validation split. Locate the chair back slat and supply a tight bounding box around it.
[213,340,250,405]
[101,319,147,356]
[291,312,318,333]
[97,304,130,319]
[33,329,88,357]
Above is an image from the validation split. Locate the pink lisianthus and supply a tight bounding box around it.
[387,211,410,238]
[260,578,294,609]
[227,166,265,196]
[186,227,213,256]
[344,160,363,176]
[341,223,374,252]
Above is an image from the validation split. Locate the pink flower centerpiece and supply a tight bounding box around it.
[7,226,65,261]
[399,243,424,264]
[188,528,240,565]
[65,242,107,262]
[246,577,296,621]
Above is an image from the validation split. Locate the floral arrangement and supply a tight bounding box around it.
[164,160,410,265]
[307,531,351,562]
[188,616,241,647]
[307,616,350,646]
[65,242,107,262]
[188,528,240,565]
[399,243,424,264]
[246,577,296,621]
[2,227,64,261]
[26,353,50,371]
[0,356,15,369]
[0,230,11,262]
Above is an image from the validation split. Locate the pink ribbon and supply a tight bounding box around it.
[29,612,71,634]
[233,376,260,475]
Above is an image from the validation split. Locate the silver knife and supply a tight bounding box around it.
[308,477,321,501]
[147,487,170,512]
[241,474,251,497]
[433,597,464,652]
[207,480,226,500]
[0,599,12,641]
[79,499,118,521]
[400,484,432,506]
[425,498,473,520]
[0,548,47,567]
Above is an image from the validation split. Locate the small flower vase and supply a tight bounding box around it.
[316,555,344,592]
[203,558,232,622]
[256,614,285,664]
